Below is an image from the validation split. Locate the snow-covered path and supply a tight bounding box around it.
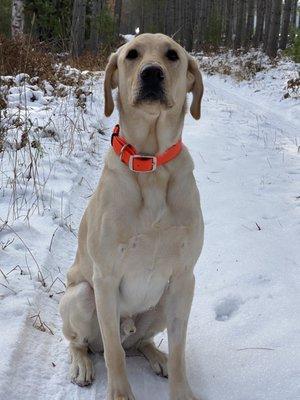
[0,73,299,400]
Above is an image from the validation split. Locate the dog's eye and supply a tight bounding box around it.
[126,49,139,60]
[166,49,179,61]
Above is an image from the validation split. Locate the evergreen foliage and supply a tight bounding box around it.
[0,0,299,59]
[285,28,300,62]
[0,0,12,37]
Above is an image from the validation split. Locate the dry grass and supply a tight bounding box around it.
[0,34,55,80]
[195,48,278,81]
[284,76,300,99]
[65,48,109,72]
[30,311,54,335]
[0,34,109,86]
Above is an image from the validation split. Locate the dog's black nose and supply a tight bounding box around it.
[140,65,164,84]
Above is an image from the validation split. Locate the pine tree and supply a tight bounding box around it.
[234,0,246,49]
[71,0,87,56]
[114,0,122,35]
[244,0,255,48]
[253,0,266,47]
[280,0,293,50]
[225,0,234,46]
[90,0,104,53]
[267,0,282,57]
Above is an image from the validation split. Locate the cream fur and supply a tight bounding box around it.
[59,33,204,400]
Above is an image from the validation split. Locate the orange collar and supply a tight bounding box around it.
[111,124,182,173]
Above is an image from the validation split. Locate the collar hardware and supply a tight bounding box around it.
[129,155,157,172]
[120,143,135,162]
[111,124,182,173]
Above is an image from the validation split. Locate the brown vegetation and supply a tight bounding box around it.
[0,34,109,82]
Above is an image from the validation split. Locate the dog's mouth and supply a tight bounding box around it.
[134,64,167,105]
[136,84,166,103]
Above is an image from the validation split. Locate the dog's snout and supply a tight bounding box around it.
[137,64,166,103]
[141,65,164,84]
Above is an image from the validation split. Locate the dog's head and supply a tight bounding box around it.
[104,33,203,120]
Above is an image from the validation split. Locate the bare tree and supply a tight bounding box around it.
[178,0,185,44]
[71,0,87,56]
[263,0,272,50]
[11,0,24,38]
[291,0,298,28]
[234,0,246,49]
[225,0,234,46]
[164,0,175,36]
[244,0,255,47]
[280,0,293,50]
[266,0,282,57]
[114,0,123,36]
[253,0,266,46]
[184,0,194,51]
[90,0,104,53]
[198,0,209,46]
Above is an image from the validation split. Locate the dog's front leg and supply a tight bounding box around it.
[93,272,135,400]
[166,272,200,400]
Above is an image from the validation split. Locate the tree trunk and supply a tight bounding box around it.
[225,0,234,46]
[71,0,87,56]
[244,0,255,48]
[266,0,282,57]
[114,0,122,36]
[234,0,246,49]
[11,0,24,38]
[90,0,104,54]
[279,0,292,49]
[263,0,272,50]
[164,0,174,36]
[179,0,185,44]
[140,0,145,33]
[291,0,298,28]
[184,0,194,51]
[253,0,266,46]
[199,0,208,46]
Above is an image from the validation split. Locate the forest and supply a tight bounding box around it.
[0,2,299,400]
[0,0,299,60]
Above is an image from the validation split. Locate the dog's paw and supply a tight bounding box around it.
[107,380,135,400]
[70,354,94,387]
[139,342,168,378]
[148,348,168,378]
[170,386,201,400]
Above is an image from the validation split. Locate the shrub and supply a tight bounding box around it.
[285,29,300,63]
[96,6,116,46]
[0,34,55,80]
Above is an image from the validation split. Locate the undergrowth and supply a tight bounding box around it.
[0,35,105,226]
[195,47,278,81]
[0,34,109,82]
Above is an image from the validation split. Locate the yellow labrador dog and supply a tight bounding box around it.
[59,33,204,400]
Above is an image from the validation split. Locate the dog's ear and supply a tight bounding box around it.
[104,52,118,117]
[187,55,204,120]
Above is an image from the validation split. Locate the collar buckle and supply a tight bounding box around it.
[129,155,157,173]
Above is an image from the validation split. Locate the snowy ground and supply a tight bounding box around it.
[0,58,299,400]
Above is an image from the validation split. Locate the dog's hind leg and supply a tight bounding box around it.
[138,339,168,378]
[123,293,168,378]
[59,281,101,386]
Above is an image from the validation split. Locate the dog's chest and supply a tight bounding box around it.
[118,225,191,316]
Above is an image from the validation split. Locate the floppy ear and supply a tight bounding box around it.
[104,52,118,117]
[187,55,204,120]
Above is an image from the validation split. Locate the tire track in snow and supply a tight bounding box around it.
[205,76,299,140]
[0,133,110,400]
[1,74,299,400]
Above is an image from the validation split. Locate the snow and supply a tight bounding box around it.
[0,55,299,400]
[121,34,136,42]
